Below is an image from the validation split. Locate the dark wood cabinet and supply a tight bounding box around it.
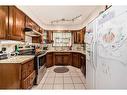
[0,6,8,39]
[72,28,85,44]
[32,36,42,43]
[46,52,53,67]
[55,55,63,65]
[8,6,25,41]
[0,6,46,42]
[63,53,72,65]
[26,16,40,32]
[47,30,53,43]
[53,52,71,66]
[72,53,81,68]
[0,58,35,89]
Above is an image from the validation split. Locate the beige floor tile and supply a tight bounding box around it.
[45,77,55,84]
[72,76,82,83]
[74,83,85,89]
[80,76,86,84]
[64,73,71,77]
[47,72,56,77]
[54,77,63,84]
[76,69,82,73]
[53,84,63,89]
[55,73,64,77]
[64,84,74,89]
[70,72,79,77]
[64,77,73,83]
[42,84,53,89]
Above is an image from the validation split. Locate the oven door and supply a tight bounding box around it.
[37,54,46,69]
[36,54,46,84]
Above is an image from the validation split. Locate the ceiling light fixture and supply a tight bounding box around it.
[50,14,82,24]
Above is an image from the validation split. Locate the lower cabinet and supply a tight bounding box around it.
[72,53,81,68]
[21,71,35,89]
[53,52,72,66]
[46,52,53,67]
[0,58,35,89]
[55,54,63,65]
[21,59,35,89]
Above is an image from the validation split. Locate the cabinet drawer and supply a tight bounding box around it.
[21,60,34,79]
[21,70,36,89]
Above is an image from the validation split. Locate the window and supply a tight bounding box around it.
[53,32,71,46]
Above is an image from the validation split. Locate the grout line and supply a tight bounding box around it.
[52,66,56,89]
[70,66,76,89]
[78,70,86,89]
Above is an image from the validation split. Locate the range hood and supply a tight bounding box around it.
[24,27,43,37]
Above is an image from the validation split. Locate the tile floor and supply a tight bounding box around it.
[32,66,86,90]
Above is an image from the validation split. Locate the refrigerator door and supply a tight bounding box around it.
[96,6,127,89]
[85,20,97,89]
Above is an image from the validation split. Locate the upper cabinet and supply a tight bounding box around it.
[26,16,43,43]
[0,6,43,42]
[72,27,85,44]
[26,16,40,32]
[47,30,53,43]
[0,6,8,39]
[8,6,25,41]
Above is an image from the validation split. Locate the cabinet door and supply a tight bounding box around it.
[73,31,77,43]
[0,6,8,39]
[32,36,41,43]
[8,6,25,41]
[72,53,81,68]
[63,53,72,65]
[47,31,53,43]
[55,55,63,65]
[46,52,53,67]
[21,70,35,89]
[26,16,40,32]
[22,59,34,80]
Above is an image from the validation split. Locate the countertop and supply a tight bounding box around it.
[0,50,85,64]
[39,49,86,56]
[0,55,35,64]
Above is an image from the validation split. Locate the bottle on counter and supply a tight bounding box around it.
[15,45,19,55]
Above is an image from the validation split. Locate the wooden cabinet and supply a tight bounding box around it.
[55,55,63,65]
[32,36,42,43]
[46,52,53,67]
[8,6,25,41]
[47,30,53,43]
[0,6,44,42]
[0,58,35,89]
[72,28,85,44]
[26,16,40,32]
[72,53,81,68]
[21,70,35,89]
[63,53,72,65]
[0,6,8,39]
[46,52,85,69]
[21,59,34,80]
[80,54,86,77]
[53,52,72,66]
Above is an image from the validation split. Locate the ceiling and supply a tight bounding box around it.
[17,6,103,30]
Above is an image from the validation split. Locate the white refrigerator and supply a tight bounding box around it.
[86,6,127,89]
[85,19,97,89]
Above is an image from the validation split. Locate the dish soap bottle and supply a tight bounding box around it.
[15,44,19,55]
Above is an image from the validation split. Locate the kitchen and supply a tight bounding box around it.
[0,5,127,90]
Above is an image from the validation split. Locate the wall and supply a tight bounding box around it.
[25,35,32,43]
[0,40,24,53]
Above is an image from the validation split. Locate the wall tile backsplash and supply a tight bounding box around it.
[0,40,24,53]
